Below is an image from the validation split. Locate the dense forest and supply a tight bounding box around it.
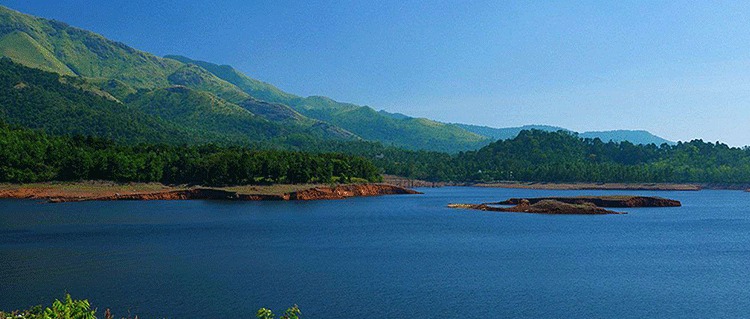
[341,129,750,184]
[0,121,381,185]
[3,116,750,186]
[456,130,750,183]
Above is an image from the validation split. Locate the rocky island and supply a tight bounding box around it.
[448,195,681,215]
[492,196,681,207]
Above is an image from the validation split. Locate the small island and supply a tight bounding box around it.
[448,195,681,215]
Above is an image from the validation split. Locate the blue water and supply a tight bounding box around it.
[1,187,749,318]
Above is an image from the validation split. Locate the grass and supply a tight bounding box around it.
[0,31,75,76]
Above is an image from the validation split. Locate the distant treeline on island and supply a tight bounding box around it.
[362,129,750,184]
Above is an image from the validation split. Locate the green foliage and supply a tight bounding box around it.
[0,294,94,319]
[256,305,301,319]
[0,122,382,185]
[2,296,304,319]
[42,294,96,319]
[256,308,275,319]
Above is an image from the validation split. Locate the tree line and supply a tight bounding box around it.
[310,129,750,184]
[0,121,381,185]
[4,118,750,185]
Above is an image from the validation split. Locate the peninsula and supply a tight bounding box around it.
[0,182,421,203]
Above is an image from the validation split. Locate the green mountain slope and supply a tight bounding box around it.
[0,6,360,144]
[0,5,257,103]
[0,6,670,152]
[0,6,182,88]
[0,58,199,143]
[167,64,249,103]
[237,98,358,140]
[0,30,75,76]
[165,54,299,105]
[0,58,358,147]
[125,86,283,142]
[165,55,490,152]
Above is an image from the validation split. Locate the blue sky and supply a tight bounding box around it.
[2,0,750,145]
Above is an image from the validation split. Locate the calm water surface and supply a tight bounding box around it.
[1,187,750,318]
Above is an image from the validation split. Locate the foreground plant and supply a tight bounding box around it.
[0,294,95,319]
[2,295,301,319]
[256,305,301,319]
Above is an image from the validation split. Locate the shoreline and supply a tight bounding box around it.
[472,182,703,191]
[0,182,421,203]
[384,176,750,191]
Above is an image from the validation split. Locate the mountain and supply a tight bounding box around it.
[0,5,673,152]
[0,6,360,145]
[0,6,182,89]
[164,55,490,152]
[578,130,674,145]
[163,55,299,105]
[455,124,569,141]
[455,123,673,145]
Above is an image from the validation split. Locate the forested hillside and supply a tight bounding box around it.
[0,59,353,145]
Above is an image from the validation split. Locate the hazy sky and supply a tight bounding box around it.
[2,0,750,145]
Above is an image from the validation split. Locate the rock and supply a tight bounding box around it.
[448,199,625,215]
[492,196,681,207]
[289,184,420,200]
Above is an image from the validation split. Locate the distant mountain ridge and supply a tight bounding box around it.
[579,130,674,145]
[455,123,673,145]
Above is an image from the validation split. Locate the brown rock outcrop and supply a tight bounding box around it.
[449,199,625,215]
[40,184,420,203]
[493,196,681,208]
[289,184,421,200]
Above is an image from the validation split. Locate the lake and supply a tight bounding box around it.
[1,187,749,318]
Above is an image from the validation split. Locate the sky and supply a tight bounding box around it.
[2,0,750,145]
